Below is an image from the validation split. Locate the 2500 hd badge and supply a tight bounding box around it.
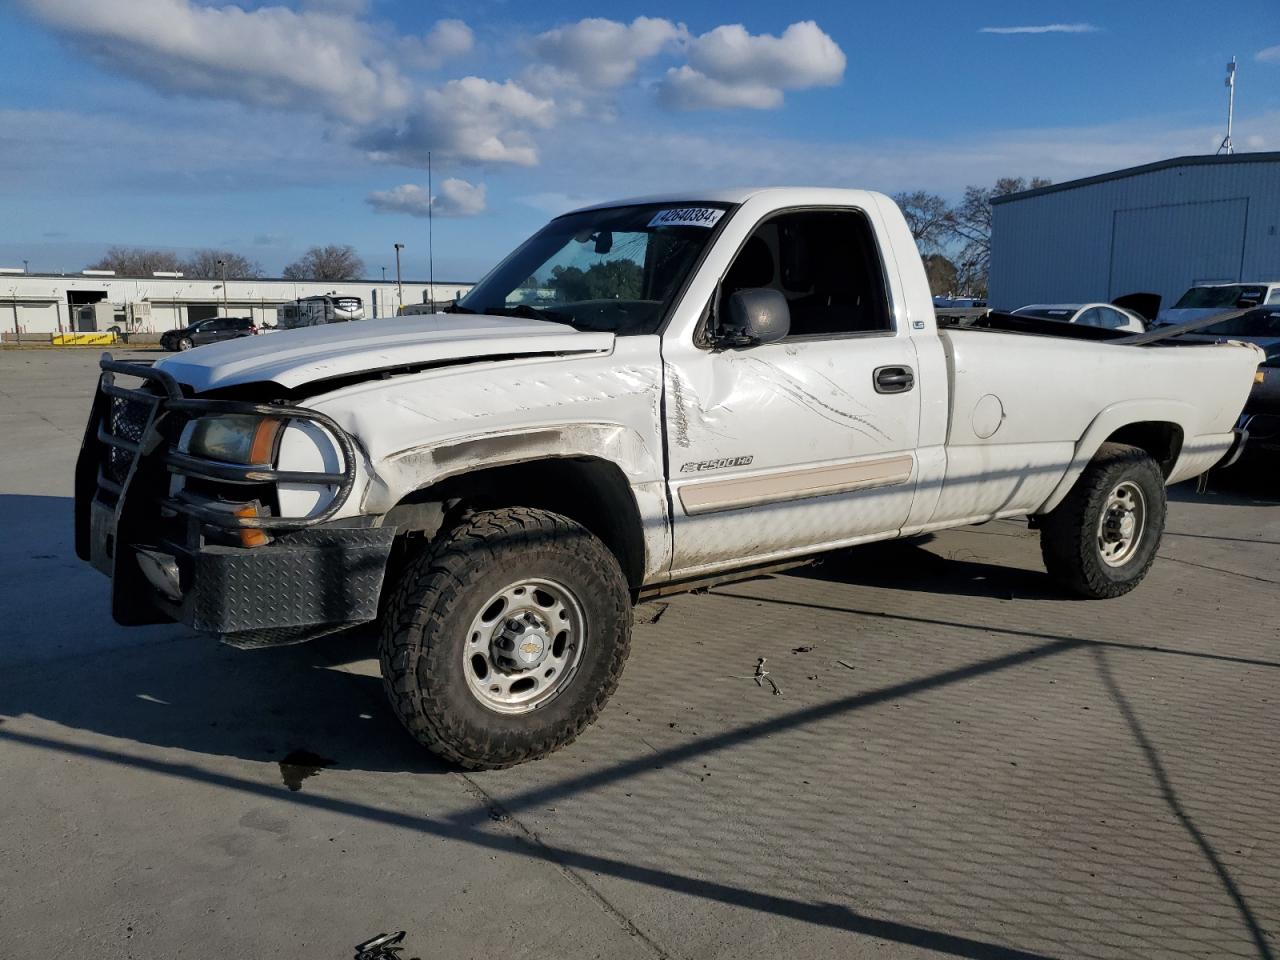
[680,456,755,472]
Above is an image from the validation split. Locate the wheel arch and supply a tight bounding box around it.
[383,455,649,589]
[1035,401,1194,515]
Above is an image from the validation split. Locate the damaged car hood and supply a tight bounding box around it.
[154,314,615,391]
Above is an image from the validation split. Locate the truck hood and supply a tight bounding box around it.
[154,314,614,392]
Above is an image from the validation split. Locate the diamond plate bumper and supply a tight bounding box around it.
[147,525,396,646]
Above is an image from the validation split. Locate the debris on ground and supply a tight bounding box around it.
[835,660,857,671]
[355,931,420,960]
[277,749,335,792]
[792,645,814,654]
[634,601,669,625]
[725,657,781,694]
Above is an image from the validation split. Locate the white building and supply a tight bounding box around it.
[989,152,1280,311]
[0,272,474,336]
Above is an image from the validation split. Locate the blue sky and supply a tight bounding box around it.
[2,0,1277,280]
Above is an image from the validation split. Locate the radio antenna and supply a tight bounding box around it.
[428,151,436,313]
[1217,57,1236,155]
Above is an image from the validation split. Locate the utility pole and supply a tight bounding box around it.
[1218,57,1236,156]
[427,151,436,314]
[393,243,404,315]
[217,258,229,316]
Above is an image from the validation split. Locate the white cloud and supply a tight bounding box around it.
[399,19,475,70]
[367,178,487,217]
[17,1,476,124]
[658,21,845,111]
[535,111,1280,200]
[296,0,370,14]
[1257,45,1280,62]
[362,77,555,167]
[526,17,686,90]
[979,24,1099,35]
[18,0,420,121]
[659,66,782,110]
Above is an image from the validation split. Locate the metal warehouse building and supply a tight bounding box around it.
[988,152,1280,311]
[0,273,474,337]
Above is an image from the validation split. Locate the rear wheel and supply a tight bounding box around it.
[1039,442,1166,598]
[379,507,632,769]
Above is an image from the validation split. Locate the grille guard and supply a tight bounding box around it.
[88,352,359,531]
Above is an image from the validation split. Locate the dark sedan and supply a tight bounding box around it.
[160,316,258,351]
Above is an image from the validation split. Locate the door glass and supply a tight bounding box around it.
[719,209,892,338]
[1075,308,1103,327]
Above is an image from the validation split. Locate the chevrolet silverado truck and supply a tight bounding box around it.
[76,188,1262,768]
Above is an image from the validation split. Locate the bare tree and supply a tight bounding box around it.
[891,190,953,253]
[182,249,263,280]
[922,253,958,298]
[282,245,365,281]
[950,176,1051,294]
[86,247,184,276]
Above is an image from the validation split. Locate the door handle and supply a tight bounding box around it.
[874,365,915,394]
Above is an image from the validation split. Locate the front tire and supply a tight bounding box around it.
[1039,442,1166,598]
[379,508,632,769]
[177,336,194,351]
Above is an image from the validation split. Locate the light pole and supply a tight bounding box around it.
[393,243,404,315]
[217,259,228,316]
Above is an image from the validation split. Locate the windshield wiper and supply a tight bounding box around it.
[488,303,571,323]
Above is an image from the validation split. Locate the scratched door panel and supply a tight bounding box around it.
[665,335,922,575]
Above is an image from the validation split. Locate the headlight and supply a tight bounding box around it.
[183,414,281,464]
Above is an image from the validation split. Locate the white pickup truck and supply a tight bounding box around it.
[76,188,1262,768]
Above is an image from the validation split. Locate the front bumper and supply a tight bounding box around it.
[75,354,394,646]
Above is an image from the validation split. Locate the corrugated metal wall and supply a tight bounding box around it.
[989,157,1280,310]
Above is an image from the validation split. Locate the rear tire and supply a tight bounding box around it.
[379,507,632,769]
[1039,442,1166,598]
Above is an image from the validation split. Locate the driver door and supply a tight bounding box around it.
[663,207,922,576]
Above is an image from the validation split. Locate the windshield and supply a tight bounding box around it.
[1201,309,1280,337]
[457,203,731,335]
[1173,285,1267,309]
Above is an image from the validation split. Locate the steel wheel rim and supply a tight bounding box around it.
[463,577,587,714]
[1097,480,1146,567]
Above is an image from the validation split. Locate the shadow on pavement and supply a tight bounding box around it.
[794,536,1071,602]
[4,491,1276,960]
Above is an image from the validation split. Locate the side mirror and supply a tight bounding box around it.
[722,288,790,347]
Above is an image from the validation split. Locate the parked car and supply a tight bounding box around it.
[1229,352,1280,468]
[77,187,1261,769]
[160,316,258,351]
[1157,282,1280,327]
[1172,305,1280,357]
[1012,303,1147,333]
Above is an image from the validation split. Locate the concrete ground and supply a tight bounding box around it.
[1,348,1278,960]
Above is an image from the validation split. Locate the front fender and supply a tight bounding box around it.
[361,421,662,515]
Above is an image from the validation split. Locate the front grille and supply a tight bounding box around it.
[103,393,151,487]
[82,355,357,534]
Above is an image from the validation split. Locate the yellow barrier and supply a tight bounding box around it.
[52,332,117,346]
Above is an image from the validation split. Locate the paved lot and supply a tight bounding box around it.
[1,348,1278,960]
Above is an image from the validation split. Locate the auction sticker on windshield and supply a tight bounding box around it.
[648,207,725,229]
